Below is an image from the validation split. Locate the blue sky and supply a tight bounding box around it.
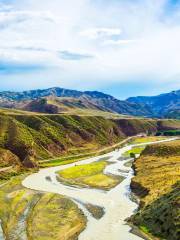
[0,0,180,99]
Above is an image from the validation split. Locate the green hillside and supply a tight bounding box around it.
[131,140,180,240]
[0,110,179,172]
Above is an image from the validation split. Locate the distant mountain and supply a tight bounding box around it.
[127,90,180,119]
[0,87,179,118]
[0,87,153,117]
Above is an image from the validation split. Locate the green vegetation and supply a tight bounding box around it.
[0,108,179,240]
[0,111,178,193]
[0,167,24,182]
[57,161,123,190]
[134,183,180,240]
[139,225,150,234]
[39,150,111,168]
[0,148,19,168]
[59,161,108,179]
[156,129,180,136]
[131,140,180,240]
[0,113,124,166]
[0,113,127,174]
[0,176,86,240]
[40,155,91,168]
[130,136,166,144]
[123,147,145,157]
[2,112,176,170]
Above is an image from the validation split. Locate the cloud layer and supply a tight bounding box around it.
[0,0,180,98]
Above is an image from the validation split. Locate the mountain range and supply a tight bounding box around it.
[0,87,179,118]
[127,89,180,119]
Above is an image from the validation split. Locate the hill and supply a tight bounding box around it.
[131,140,180,240]
[0,87,153,117]
[0,110,179,171]
[127,89,180,119]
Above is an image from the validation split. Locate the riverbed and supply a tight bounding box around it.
[22,138,177,240]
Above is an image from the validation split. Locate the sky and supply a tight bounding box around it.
[0,0,180,99]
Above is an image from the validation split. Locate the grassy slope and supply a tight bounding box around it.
[47,97,130,118]
[0,176,86,240]
[57,161,123,190]
[131,140,180,240]
[0,114,122,167]
[0,110,179,171]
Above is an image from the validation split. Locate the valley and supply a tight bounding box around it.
[0,132,179,240]
[1,0,180,238]
[0,90,179,240]
[22,137,178,240]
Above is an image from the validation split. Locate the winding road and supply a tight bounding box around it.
[22,138,177,240]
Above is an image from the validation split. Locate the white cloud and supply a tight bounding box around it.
[102,39,140,46]
[0,10,58,29]
[80,27,122,39]
[59,50,94,60]
[0,0,180,96]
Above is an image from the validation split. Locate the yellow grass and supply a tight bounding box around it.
[57,161,123,190]
[0,176,86,240]
[130,136,167,144]
[132,140,180,205]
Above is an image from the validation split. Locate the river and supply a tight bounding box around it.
[22,138,177,240]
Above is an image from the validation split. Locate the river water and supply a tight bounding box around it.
[22,138,177,240]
